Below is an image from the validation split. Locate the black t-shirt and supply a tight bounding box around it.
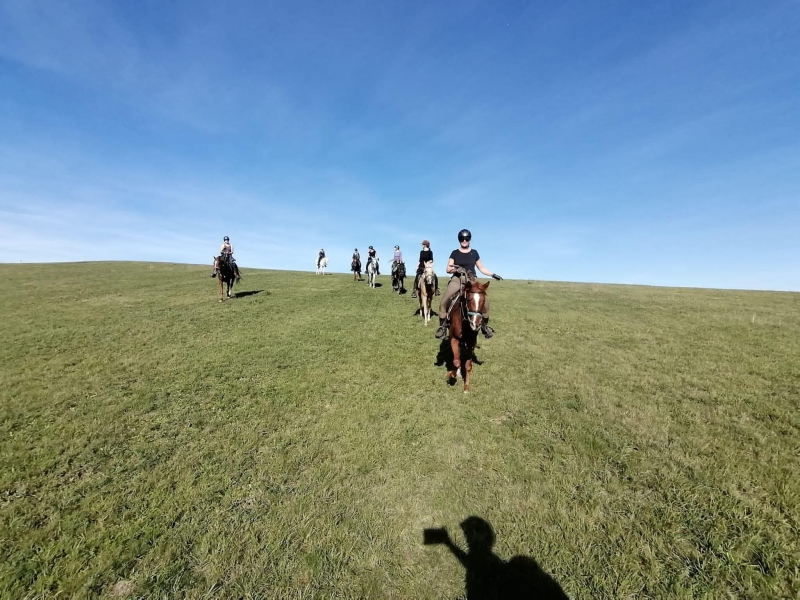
[449,249,480,275]
[368,249,376,258]
[418,249,434,264]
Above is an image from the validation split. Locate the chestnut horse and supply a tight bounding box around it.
[213,254,239,301]
[447,278,490,392]
[351,256,362,280]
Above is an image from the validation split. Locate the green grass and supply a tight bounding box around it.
[1,262,798,599]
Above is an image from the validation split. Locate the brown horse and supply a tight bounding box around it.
[352,257,362,281]
[213,254,239,301]
[447,279,490,392]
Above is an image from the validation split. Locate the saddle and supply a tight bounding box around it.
[445,270,475,317]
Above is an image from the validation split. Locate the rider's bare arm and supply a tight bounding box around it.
[475,259,493,278]
[446,258,457,274]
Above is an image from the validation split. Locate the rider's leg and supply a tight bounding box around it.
[435,277,460,339]
[481,296,494,338]
[434,273,440,295]
[411,273,420,298]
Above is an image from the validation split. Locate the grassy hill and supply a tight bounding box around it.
[1,262,798,599]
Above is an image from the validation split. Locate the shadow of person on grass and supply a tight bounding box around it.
[233,290,266,298]
[424,516,569,600]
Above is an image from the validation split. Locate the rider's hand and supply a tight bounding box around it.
[492,274,503,281]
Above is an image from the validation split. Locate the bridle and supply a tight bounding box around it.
[453,275,486,331]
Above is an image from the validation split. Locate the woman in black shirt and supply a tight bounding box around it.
[366,246,380,275]
[435,229,502,339]
[411,240,440,298]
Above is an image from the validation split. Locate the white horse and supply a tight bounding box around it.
[315,256,328,275]
[366,257,378,288]
[418,261,435,325]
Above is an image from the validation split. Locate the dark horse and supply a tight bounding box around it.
[351,257,362,281]
[213,254,240,301]
[391,261,406,294]
[447,276,490,392]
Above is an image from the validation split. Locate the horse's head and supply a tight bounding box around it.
[423,261,435,283]
[462,280,489,332]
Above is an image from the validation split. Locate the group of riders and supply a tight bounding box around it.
[345,229,504,340]
[215,229,503,340]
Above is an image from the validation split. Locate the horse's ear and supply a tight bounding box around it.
[484,280,490,289]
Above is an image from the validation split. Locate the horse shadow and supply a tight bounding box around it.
[233,290,267,298]
[434,339,483,375]
[423,516,569,600]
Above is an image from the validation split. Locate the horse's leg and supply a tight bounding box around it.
[218,273,224,301]
[449,335,461,383]
[426,293,432,325]
[464,355,472,392]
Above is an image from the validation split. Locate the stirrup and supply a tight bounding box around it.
[482,324,495,339]
[435,323,448,339]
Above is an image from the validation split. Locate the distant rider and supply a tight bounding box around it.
[317,248,326,269]
[435,229,502,340]
[411,239,440,299]
[351,248,361,279]
[392,245,403,265]
[366,246,380,275]
[213,236,241,279]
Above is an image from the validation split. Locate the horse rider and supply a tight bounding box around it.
[392,245,403,265]
[213,236,241,279]
[317,248,326,269]
[366,245,380,275]
[411,239,440,299]
[352,248,361,279]
[435,229,502,340]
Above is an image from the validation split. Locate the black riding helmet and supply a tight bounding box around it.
[458,229,472,242]
[224,236,230,241]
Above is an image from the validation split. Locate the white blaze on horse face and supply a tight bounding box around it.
[469,292,483,330]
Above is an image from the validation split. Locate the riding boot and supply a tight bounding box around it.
[434,274,440,295]
[411,274,420,298]
[481,318,495,339]
[435,317,449,340]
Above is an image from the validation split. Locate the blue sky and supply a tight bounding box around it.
[1,0,798,290]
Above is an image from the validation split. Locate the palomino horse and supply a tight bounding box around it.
[417,261,435,325]
[316,256,328,275]
[391,261,406,294]
[366,258,378,289]
[447,276,490,392]
[213,254,239,301]
[351,257,362,281]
